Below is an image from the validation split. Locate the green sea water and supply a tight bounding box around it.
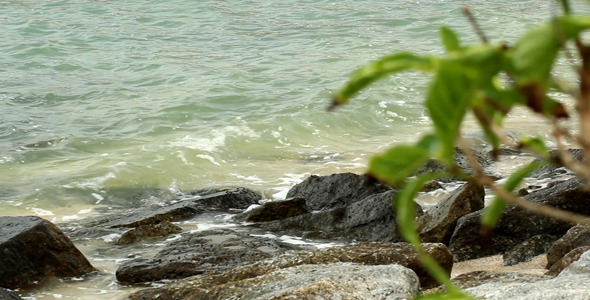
[0,0,586,220]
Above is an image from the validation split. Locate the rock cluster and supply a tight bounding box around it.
[5,150,590,299]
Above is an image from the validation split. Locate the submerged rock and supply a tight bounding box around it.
[0,216,96,289]
[0,288,22,300]
[64,187,261,241]
[416,147,497,181]
[286,173,391,210]
[449,178,590,261]
[417,182,484,244]
[116,221,182,245]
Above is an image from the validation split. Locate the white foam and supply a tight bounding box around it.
[31,208,54,216]
[170,124,259,153]
[196,154,220,166]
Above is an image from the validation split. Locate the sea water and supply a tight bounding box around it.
[1,0,588,298]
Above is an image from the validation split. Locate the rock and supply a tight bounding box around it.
[417,182,484,244]
[0,288,22,300]
[416,147,496,182]
[131,262,419,300]
[444,271,549,290]
[129,242,450,299]
[546,224,590,268]
[261,190,423,242]
[449,178,590,261]
[503,234,558,266]
[116,221,182,245]
[558,247,590,277]
[530,149,584,179]
[116,228,312,284]
[466,272,590,299]
[546,246,590,276]
[64,187,261,241]
[0,216,96,289]
[235,198,308,222]
[286,173,391,210]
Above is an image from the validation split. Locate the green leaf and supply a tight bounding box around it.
[440,26,461,53]
[513,16,590,86]
[481,160,543,228]
[332,53,435,106]
[369,145,429,186]
[520,137,550,159]
[426,62,474,163]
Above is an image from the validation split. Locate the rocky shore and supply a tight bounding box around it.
[3,149,590,299]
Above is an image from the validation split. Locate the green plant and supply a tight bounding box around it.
[332,2,590,298]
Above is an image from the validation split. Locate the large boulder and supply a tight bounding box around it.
[449,178,590,261]
[129,242,451,299]
[131,262,419,300]
[116,228,312,284]
[286,173,391,210]
[417,182,484,244]
[546,224,590,268]
[261,190,423,242]
[0,216,96,289]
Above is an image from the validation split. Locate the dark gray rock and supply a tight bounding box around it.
[116,221,182,245]
[234,198,308,222]
[64,187,261,241]
[449,178,590,261]
[546,246,590,276]
[286,173,391,210]
[262,190,423,242]
[0,288,22,300]
[417,182,484,244]
[116,228,312,284]
[546,224,590,268]
[129,242,451,299]
[0,216,96,289]
[530,149,584,179]
[416,147,496,182]
[503,234,558,266]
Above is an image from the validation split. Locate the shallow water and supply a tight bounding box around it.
[2,0,590,298]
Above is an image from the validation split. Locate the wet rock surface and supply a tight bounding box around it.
[116,228,313,284]
[285,172,391,210]
[449,178,590,261]
[63,187,261,242]
[546,246,590,276]
[417,182,484,244]
[129,242,450,299]
[234,197,308,222]
[0,216,96,289]
[116,221,182,245]
[260,190,423,242]
[0,288,23,300]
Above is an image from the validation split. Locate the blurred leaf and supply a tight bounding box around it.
[416,290,475,300]
[513,15,590,87]
[481,161,543,228]
[369,145,429,186]
[332,53,435,107]
[441,26,461,53]
[520,137,550,159]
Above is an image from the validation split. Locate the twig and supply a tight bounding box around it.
[463,7,488,44]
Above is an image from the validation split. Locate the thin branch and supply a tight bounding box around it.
[477,176,590,225]
[463,7,488,44]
